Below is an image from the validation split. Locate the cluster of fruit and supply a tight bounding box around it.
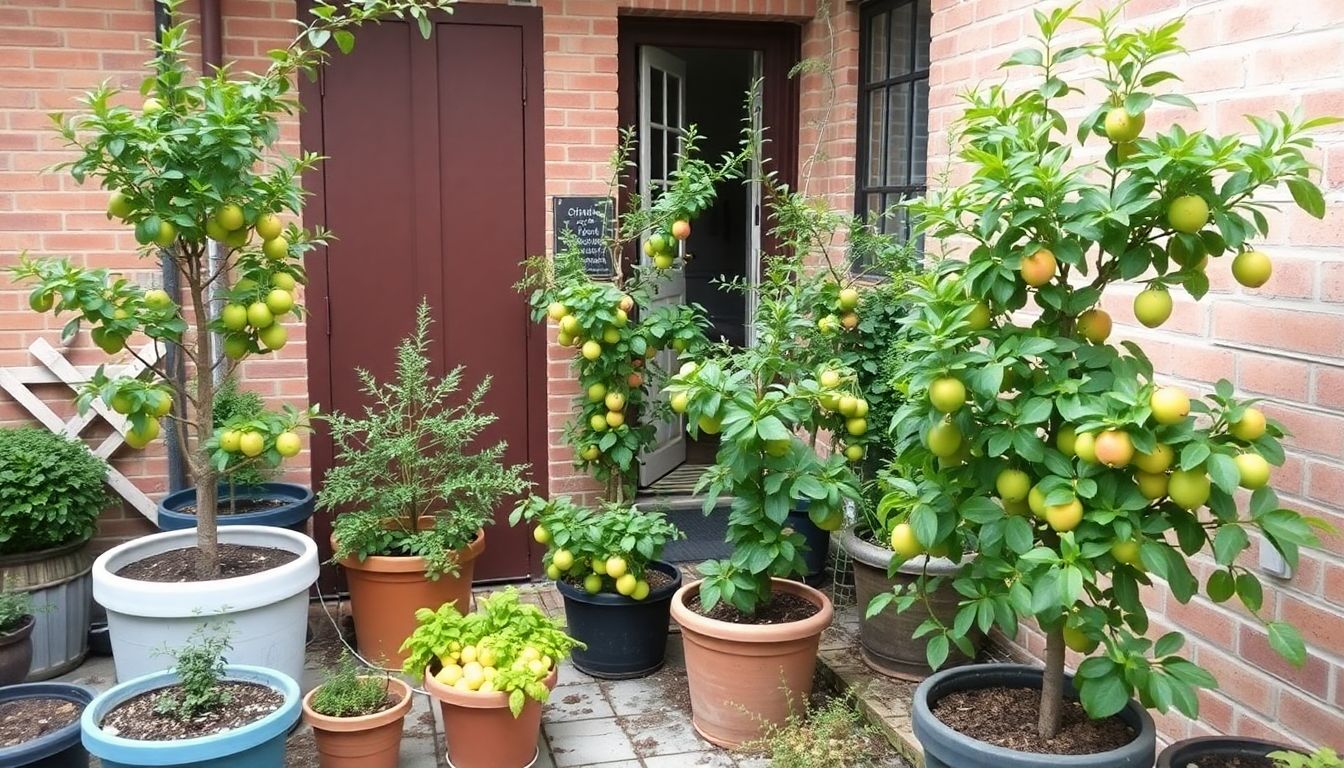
[217,425,302,460]
[815,366,870,462]
[433,640,553,694]
[817,287,863,335]
[213,207,299,357]
[108,386,173,448]
[540,537,654,600]
[640,219,691,270]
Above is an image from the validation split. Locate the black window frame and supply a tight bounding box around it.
[855,0,932,260]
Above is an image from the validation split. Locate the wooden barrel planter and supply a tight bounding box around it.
[0,537,94,681]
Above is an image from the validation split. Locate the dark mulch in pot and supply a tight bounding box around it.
[1177,757,1276,768]
[99,681,282,741]
[115,544,298,583]
[687,591,820,625]
[645,569,675,591]
[0,698,80,747]
[179,498,288,516]
[932,686,1135,755]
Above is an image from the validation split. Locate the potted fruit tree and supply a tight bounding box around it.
[318,301,530,666]
[879,7,1331,768]
[402,588,581,768]
[300,654,413,768]
[511,495,683,678]
[9,0,456,684]
[0,427,108,680]
[81,630,301,768]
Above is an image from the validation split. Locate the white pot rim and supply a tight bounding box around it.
[92,525,318,618]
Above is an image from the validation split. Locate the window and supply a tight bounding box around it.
[856,0,931,250]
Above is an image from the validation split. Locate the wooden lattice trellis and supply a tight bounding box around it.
[0,337,163,523]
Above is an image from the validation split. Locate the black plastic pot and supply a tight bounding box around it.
[156,481,313,533]
[556,560,682,679]
[785,508,830,586]
[913,663,1156,768]
[0,683,94,768]
[1157,736,1306,767]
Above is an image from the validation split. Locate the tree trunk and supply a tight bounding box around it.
[1038,624,1065,739]
[188,258,220,579]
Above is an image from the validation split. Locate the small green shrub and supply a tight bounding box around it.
[747,696,889,768]
[310,653,395,718]
[0,588,32,634]
[1273,748,1344,768]
[0,427,109,554]
[153,629,232,721]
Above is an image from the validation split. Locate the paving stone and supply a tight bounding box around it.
[556,658,598,687]
[643,750,737,767]
[600,670,690,717]
[544,717,639,767]
[545,682,615,721]
[617,709,714,757]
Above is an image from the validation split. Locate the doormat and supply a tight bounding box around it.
[643,501,732,563]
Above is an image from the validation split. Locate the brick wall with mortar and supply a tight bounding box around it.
[927,0,1344,749]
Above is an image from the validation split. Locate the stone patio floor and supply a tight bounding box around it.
[60,578,915,767]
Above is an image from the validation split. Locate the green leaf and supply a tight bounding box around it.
[1078,672,1129,718]
[332,30,355,55]
[1267,621,1306,667]
[1154,93,1196,110]
[1002,48,1044,68]
[755,415,791,441]
[1235,571,1264,612]
[1287,178,1325,219]
[926,633,950,671]
[1212,526,1249,566]
[1154,631,1185,657]
[1207,452,1240,494]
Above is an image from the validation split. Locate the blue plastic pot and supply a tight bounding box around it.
[786,505,831,586]
[81,665,300,768]
[156,482,313,533]
[0,683,95,768]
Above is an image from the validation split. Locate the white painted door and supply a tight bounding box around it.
[638,46,688,487]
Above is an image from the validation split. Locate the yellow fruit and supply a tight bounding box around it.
[1168,195,1209,234]
[614,309,629,328]
[605,410,625,428]
[580,444,600,461]
[1232,250,1272,289]
[619,295,635,313]
[889,523,923,558]
[436,663,463,686]
[927,420,962,458]
[765,439,791,457]
[697,415,721,435]
[216,204,245,231]
[654,254,675,270]
[1073,432,1097,463]
[1111,539,1142,566]
[221,303,248,331]
[546,564,562,580]
[460,645,478,664]
[1094,430,1134,468]
[255,213,283,241]
[553,549,575,571]
[258,322,287,351]
[584,574,603,594]
[1235,452,1271,490]
[838,395,859,417]
[670,392,690,414]
[1002,498,1030,516]
[817,314,839,335]
[107,190,133,220]
[1045,499,1084,532]
[262,235,289,261]
[840,311,860,330]
[275,430,301,457]
[144,288,172,310]
[581,340,602,361]
[602,327,621,344]
[153,221,177,247]
[615,572,638,596]
[239,431,265,458]
[29,291,54,313]
[929,377,966,414]
[265,289,294,316]
[838,287,860,311]
[110,391,135,415]
[1077,309,1112,344]
[671,219,691,240]
[604,392,626,412]
[590,557,607,576]
[142,96,164,114]
[818,369,842,389]
[92,327,125,354]
[559,315,580,337]
[844,444,864,462]
[1151,387,1191,425]
[1063,624,1099,654]
[632,580,651,600]
[679,361,698,376]
[1229,407,1267,442]
[1134,289,1173,328]
[853,399,869,418]
[966,302,992,331]
[586,382,607,403]
[606,556,628,579]
[1115,141,1138,163]
[246,302,274,329]
[124,419,160,449]
[1057,426,1078,456]
[589,413,608,432]
[1020,247,1057,287]
[223,334,249,360]
[219,429,242,453]
[1104,107,1145,143]
[478,647,498,669]
[996,469,1031,503]
[1168,469,1211,510]
[1134,443,1174,474]
[1027,485,1047,517]
[845,417,867,436]
[814,507,845,531]
[1136,471,1169,500]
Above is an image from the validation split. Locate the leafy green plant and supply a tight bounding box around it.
[510,496,682,597]
[0,588,32,634]
[401,588,582,716]
[210,378,275,490]
[319,300,530,578]
[745,695,890,768]
[0,427,109,554]
[1272,748,1343,768]
[7,0,454,578]
[880,4,1332,739]
[309,653,396,718]
[153,628,232,721]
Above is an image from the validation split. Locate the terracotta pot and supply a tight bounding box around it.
[301,676,413,768]
[670,578,834,748]
[0,615,35,686]
[424,667,556,768]
[336,525,484,667]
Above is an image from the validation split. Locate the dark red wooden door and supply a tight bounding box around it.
[302,5,545,582]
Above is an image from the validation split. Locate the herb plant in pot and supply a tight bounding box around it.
[511,496,683,678]
[300,653,413,768]
[884,7,1329,767]
[0,427,108,680]
[402,588,581,768]
[319,301,530,667]
[81,630,301,768]
[157,380,313,533]
[0,681,96,768]
[0,588,36,686]
[10,0,456,684]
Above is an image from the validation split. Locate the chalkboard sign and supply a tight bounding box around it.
[553,196,614,278]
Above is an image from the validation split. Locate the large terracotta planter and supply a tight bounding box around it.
[424,666,556,768]
[336,525,484,667]
[301,676,413,768]
[670,577,834,748]
[841,525,982,679]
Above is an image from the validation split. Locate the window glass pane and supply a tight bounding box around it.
[865,192,882,222]
[884,199,908,239]
[650,127,665,179]
[889,3,913,77]
[867,88,887,188]
[915,0,931,71]
[868,11,889,81]
[667,74,681,128]
[884,83,910,186]
[912,78,930,184]
[650,68,663,125]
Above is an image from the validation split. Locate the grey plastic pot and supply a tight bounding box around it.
[0,537,94,681]
[841,525,981,679]
[913,663,1156,768]
[1157,736,1305,767]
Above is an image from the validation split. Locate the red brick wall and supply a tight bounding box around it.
[928,0,1344,749]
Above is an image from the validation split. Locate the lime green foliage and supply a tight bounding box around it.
[400,588,582,716]
[882,4,1333,735]
[746,695,890,768]
[1273,749,1343,768]
[153,628,232,721]
[511,496,682,595]
[310,653,396,718]
[0,427,108,554]
[320,301,530,579]
[211,378,274,489]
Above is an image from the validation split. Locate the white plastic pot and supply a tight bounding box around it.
[92,525,318,685]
